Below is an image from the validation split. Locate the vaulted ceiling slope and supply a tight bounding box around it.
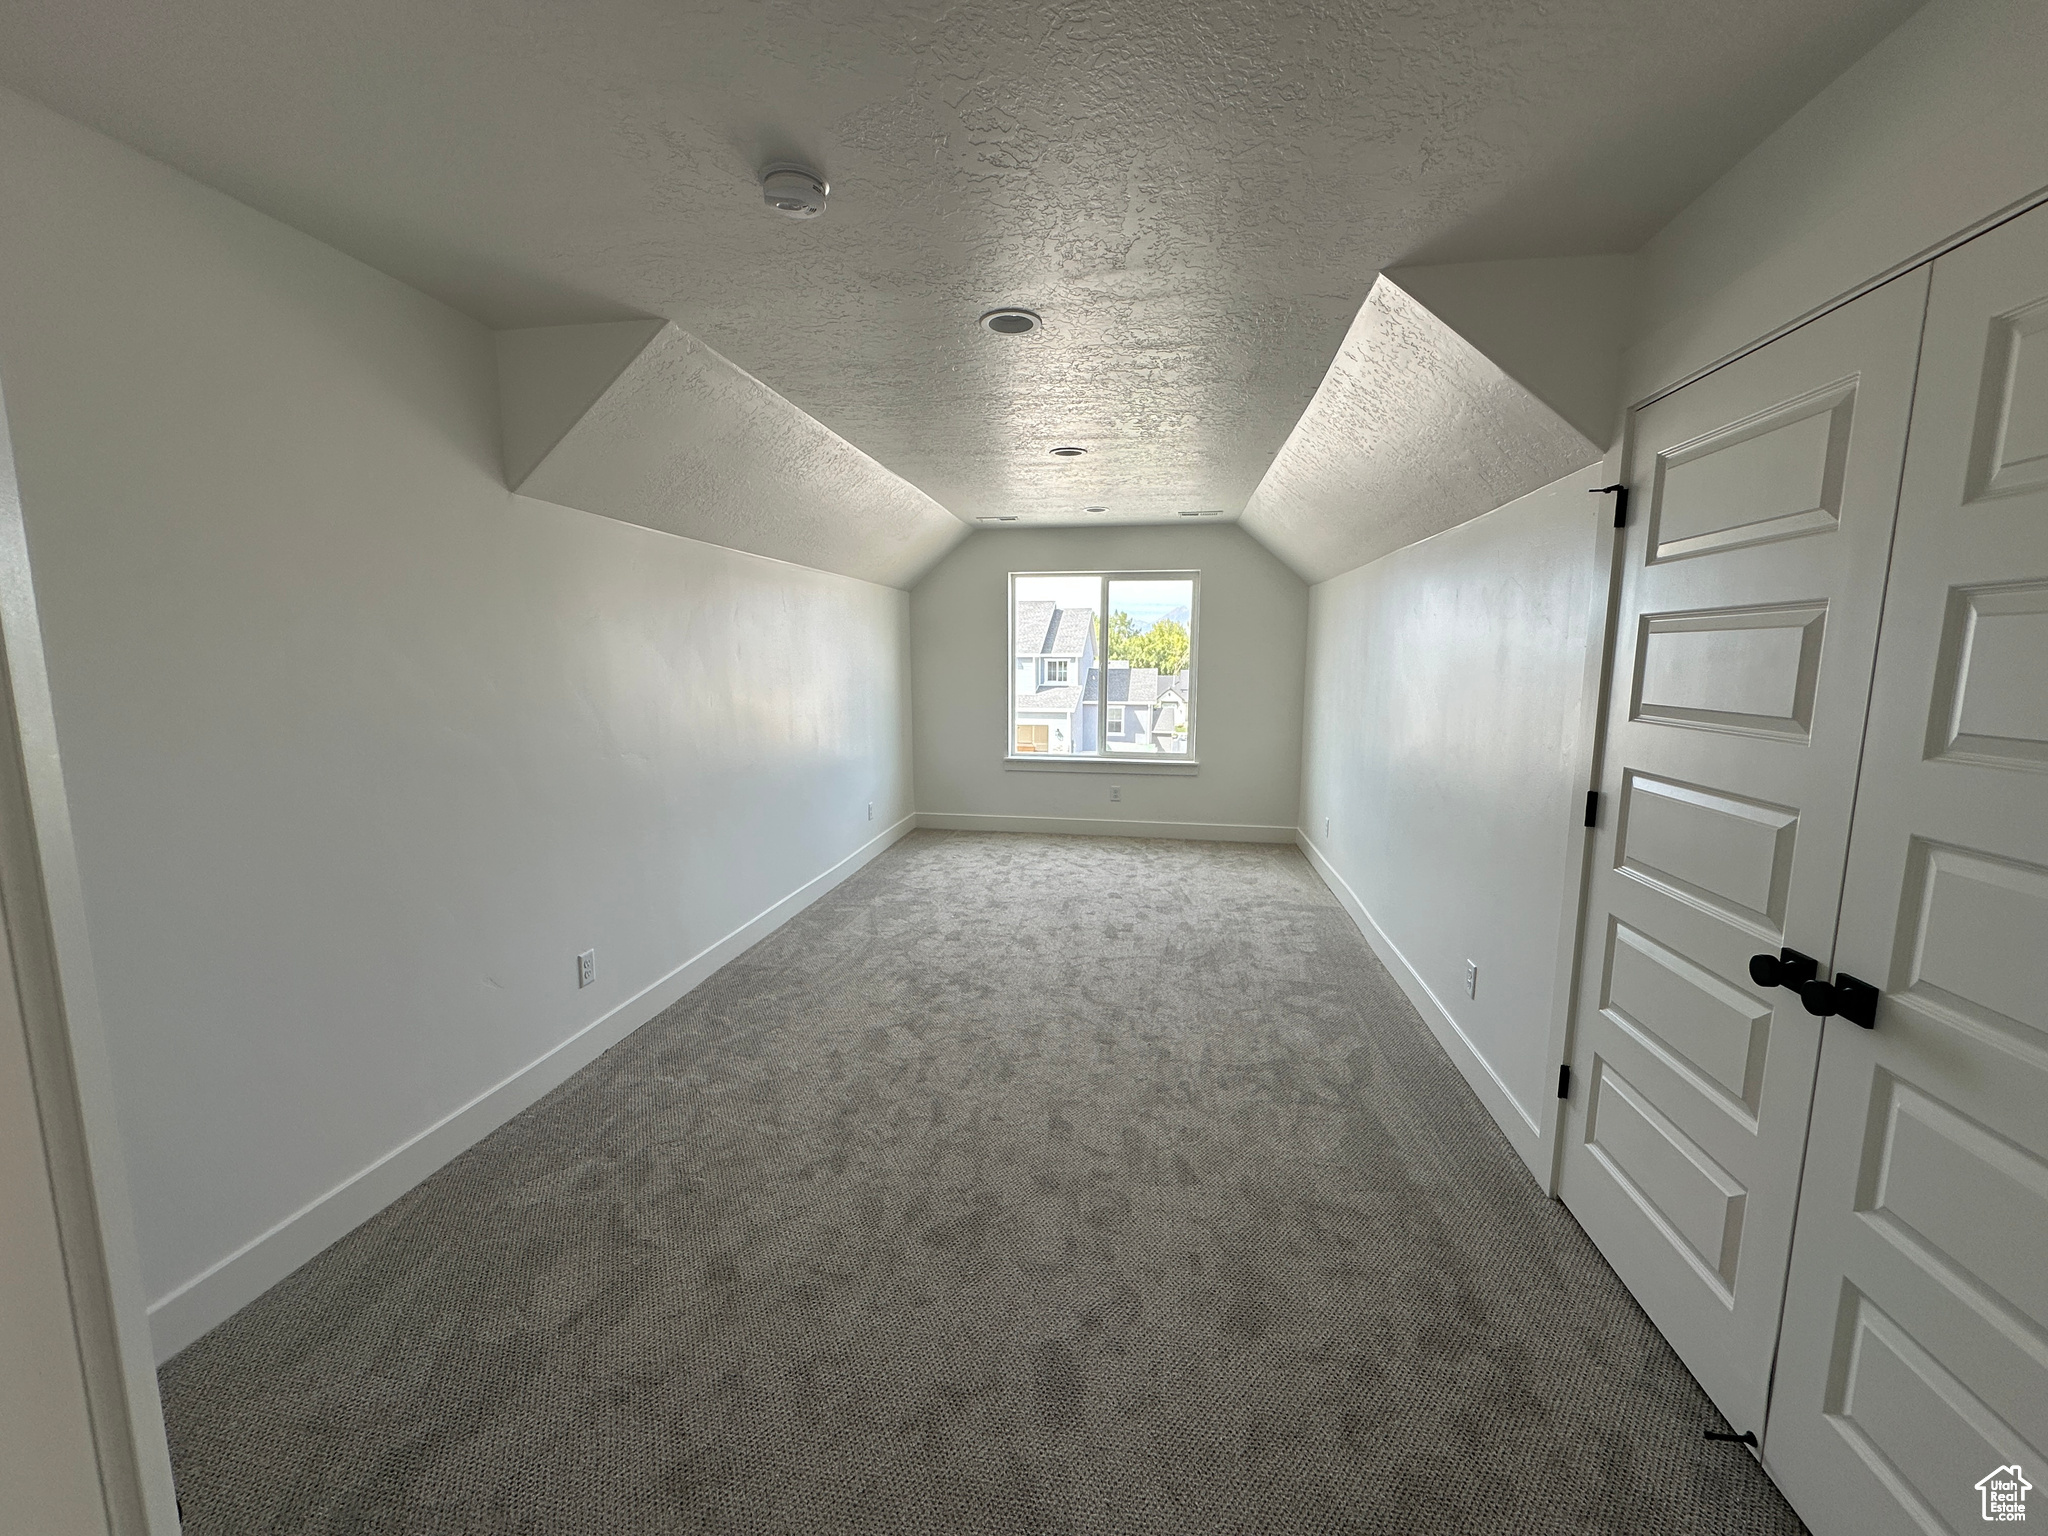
[499,319,964,589]
[1240,276,1604,584]
[0,0,1920,575]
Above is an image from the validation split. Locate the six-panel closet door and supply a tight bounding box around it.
[1556,271,1928,1437]
[1759,200,2048,1535]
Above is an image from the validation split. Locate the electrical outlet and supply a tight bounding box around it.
[1464,960,1478,999]
[867,801,873,821]
[577,949,596,989]
[1110,784,1121,802]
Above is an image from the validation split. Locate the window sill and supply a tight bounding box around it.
[1003,756,1199,775]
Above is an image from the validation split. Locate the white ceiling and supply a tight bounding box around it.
[0,0,1920,545]
[500,319,966,588]
[1241,277,1602,584]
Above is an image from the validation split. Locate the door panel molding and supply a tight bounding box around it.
[1560,267,1930,1434]
[1764,197,2048,1536]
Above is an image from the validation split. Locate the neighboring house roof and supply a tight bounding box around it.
[1048,606,1093,655]
[1014,599,1055,653]
[1097,661,1161,704]
[1017,684,1083,716]
[1084,663,1191,707]
[1015,600,1092,657]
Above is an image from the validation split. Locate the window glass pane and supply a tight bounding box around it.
[1105,578,1194,754]
[1012,575,1101,757]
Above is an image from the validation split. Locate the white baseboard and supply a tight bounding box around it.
[916,811,1295,843]
[1294,831,1549,1188]
[146,814,918,1362]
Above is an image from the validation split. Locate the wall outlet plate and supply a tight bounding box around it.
[1110,785,1121,802]
[578,949,596,988]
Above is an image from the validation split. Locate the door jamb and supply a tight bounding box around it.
[0,376,181,1531]
[1540,422,1634,1196]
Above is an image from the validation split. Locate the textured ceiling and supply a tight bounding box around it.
[503,320,966,588]
[0,0,1919,535]
[1240,277,1600,584]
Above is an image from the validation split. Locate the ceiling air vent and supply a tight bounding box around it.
[981,308,1040,335]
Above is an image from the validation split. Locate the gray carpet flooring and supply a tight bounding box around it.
[159,832,1806,1534]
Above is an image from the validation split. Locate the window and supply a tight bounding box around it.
[1009,571,1196,760]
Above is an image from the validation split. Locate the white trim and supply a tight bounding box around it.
[1540,454,1632,1194]
[1632,182,2048,411]
[1008,567,1201,767]
[0,367,179,1530]
[919,811,1291,843]
[1002,756,1197,775]
[1295,831,1549,1187]
[146,813,917,1362]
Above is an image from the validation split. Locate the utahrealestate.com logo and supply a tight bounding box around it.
[1978,1465,2032,1523]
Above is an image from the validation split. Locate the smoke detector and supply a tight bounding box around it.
[760,165,829,219]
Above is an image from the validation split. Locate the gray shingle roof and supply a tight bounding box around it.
[1015,600,1092,657]
[1016,685,1083,716]
[1048,606,1092,656]
[1094,661,1157,704]
[1084,663,1193,706]
[1014,599,1055,653]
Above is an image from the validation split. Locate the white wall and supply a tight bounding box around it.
[912,524,1306,840]
[1298,466,1604,1183]
[0,86,916,1358]
[1630,0,2048,401]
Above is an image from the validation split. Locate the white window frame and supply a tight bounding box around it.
[1042,657,1069,685]
[1005,569,1200,769]
[1107,703,1125,733]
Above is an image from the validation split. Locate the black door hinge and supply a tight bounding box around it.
[1584,790,1600,828]
[1558,1063,1572,1099]
[1591,483,1628,527]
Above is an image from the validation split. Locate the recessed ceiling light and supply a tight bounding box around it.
[981,308,1040,335]
[1049,445,1087,457]
[1085,505,1108,513]
[759,164,828,219]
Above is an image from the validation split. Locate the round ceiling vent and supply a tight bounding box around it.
[981,308,1040,335]
[760,165,828,219]
[1049,445,1086,457]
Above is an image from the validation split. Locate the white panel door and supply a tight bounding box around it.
[1558,272,1929,1433]
[1764,203,2048,1535]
